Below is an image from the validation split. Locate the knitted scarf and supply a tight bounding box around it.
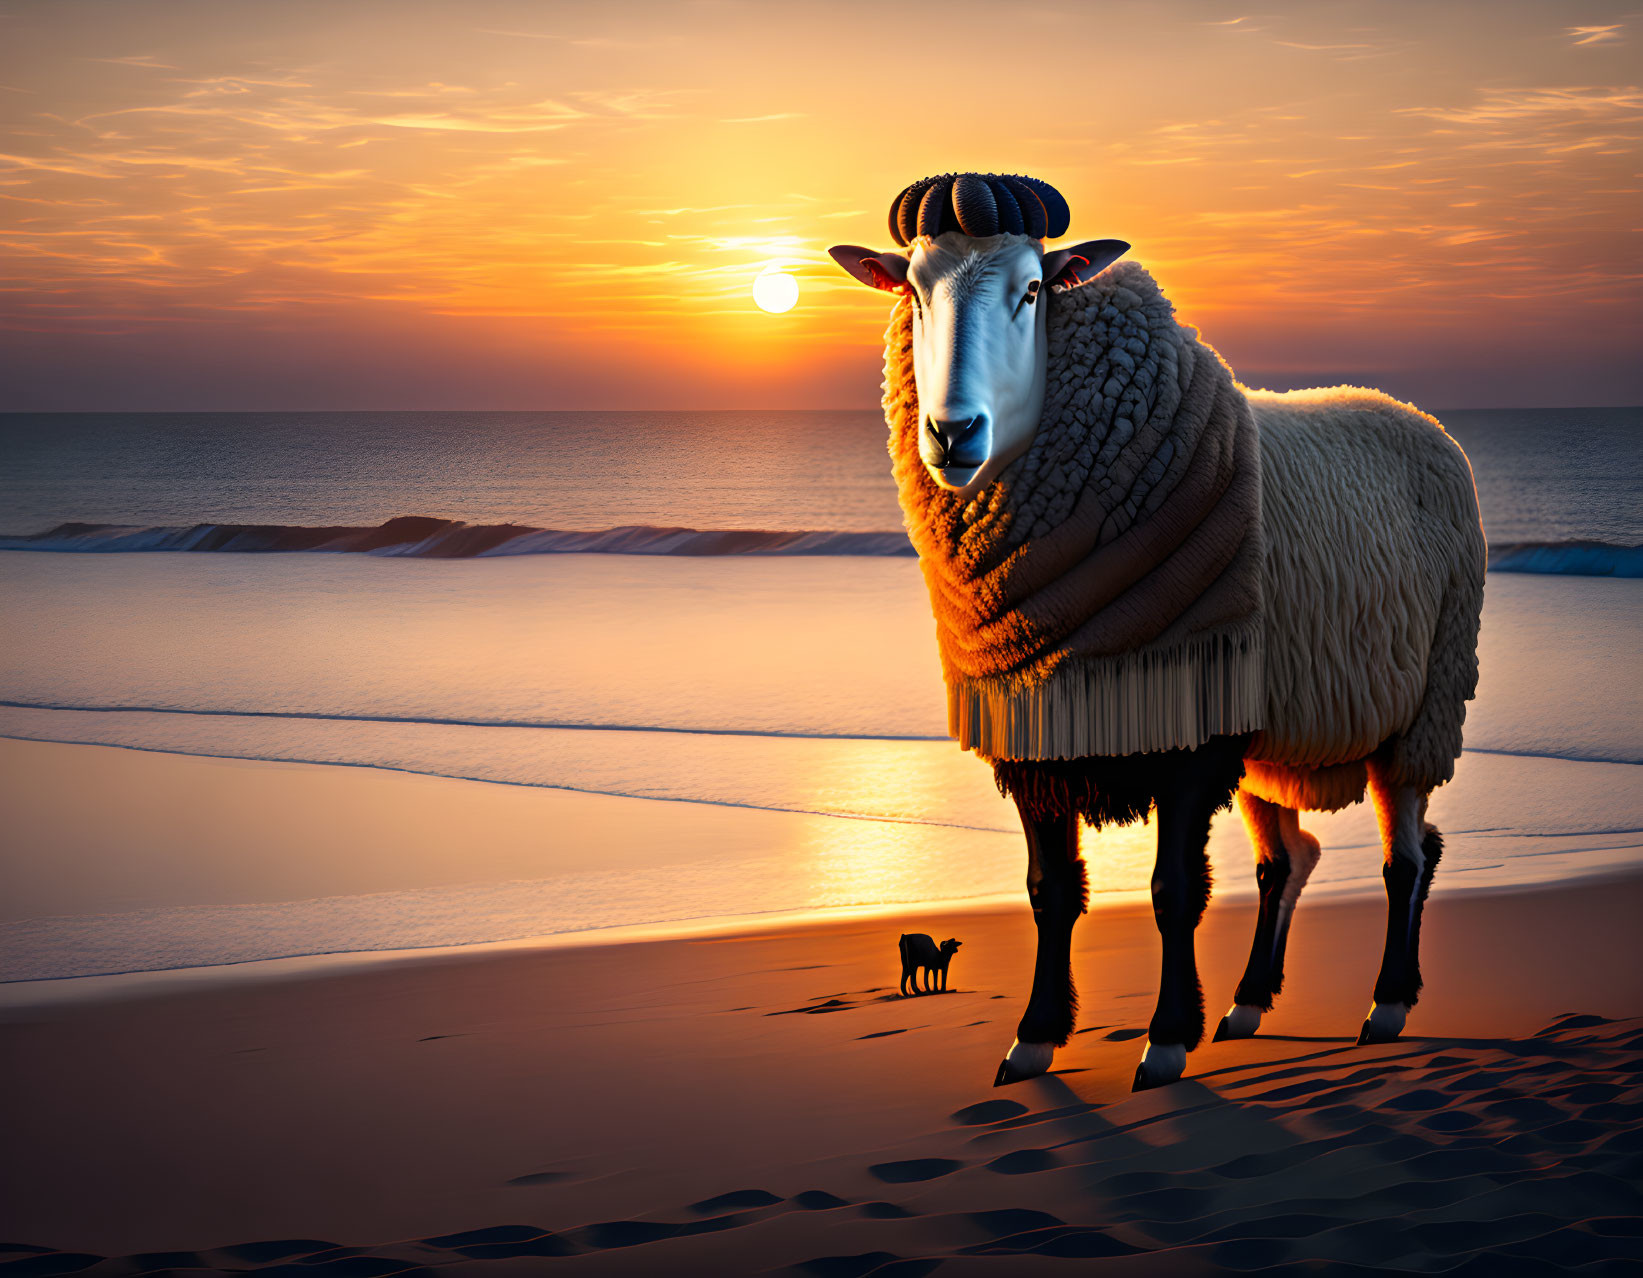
[884,259,1266,761]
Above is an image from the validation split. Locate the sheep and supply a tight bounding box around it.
[899,934,962,995]
[830,172,1486,1091]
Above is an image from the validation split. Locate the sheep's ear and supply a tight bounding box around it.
[828,244,910,292]
[1042,239,1129,291]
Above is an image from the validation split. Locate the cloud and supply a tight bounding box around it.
[0,57,715,337]
[1399,86,1643,125]
[87,55,177,69]
[473,28,634,47]
[1274,40,1375,51]
[572,89,682,119]
[721,113,805,124]
[1568,24,1624,46]
[367,106,586,133]
[1267,36,1395,62]
[635,204,755,216]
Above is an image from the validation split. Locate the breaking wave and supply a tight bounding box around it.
[1487,540,1642,578]
[2,519,1640,576]
[0,517,915,558]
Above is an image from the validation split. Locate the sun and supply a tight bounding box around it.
[753,266,799,314]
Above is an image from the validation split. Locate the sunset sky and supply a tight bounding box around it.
[2,0,1639,411]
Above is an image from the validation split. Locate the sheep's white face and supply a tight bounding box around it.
[830,232,1129,499]
[905,233,1047,495]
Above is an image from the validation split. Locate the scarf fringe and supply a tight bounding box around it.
[948,620,1266,761]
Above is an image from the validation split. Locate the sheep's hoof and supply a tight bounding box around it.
[1131,1041,1187,1091]
[994,1039,1054,1086]
[1213,1004,1263,1042]
[1357,1001,1408,1045]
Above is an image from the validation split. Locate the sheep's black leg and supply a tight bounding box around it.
[994,801,1085,1086]
[1215,792,1321,1041]
[1133,779,1212,1089]
[1134,741,1246,1091]
[1362,774,1441,1044]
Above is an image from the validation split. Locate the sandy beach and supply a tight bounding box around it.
[4,868,1640,1274]
[5,3,1642,1272]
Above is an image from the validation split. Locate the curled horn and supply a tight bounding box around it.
[892,179,929,246]
[988,178,1024,235]
[888,188,911,246]
[1021,178,1070,239]
[1003,176,1047,239]
[917,175,955,239]
[891,181,924,246]
[952,173,998,237]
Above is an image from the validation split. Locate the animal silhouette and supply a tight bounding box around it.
[899,934,962,995]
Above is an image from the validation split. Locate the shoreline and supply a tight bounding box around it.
[4,731,1641,992]
[9,863,1643,1016]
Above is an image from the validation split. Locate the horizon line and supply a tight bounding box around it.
[3,402,1641,416]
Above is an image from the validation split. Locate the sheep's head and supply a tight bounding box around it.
[829,173,1127,498]
[940,938,962,957]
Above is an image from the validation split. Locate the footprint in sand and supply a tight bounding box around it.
[1419,1110,1481,1133]
[868,1158,963,1184]
[1381,1088,1450,1112]
[950,1099,1027,1125]
[792,1190,852,1209]
[687,1188,782,1213]
[985,1148,1060,1175]
[858,1201,914,1218]
[962,1224,1137,1259]
[424,1224,576,1259]
[964,1208,1066,1237]
[793,1252,939,1278]
[212,1240,339,1264]
[769,996,860,1016]
[1543,1013,1613,1031]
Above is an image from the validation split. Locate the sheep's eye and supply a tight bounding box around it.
[1024,280,1041,305]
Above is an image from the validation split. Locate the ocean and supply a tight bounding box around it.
[3,407,1641,565]
[2,408,1640,982]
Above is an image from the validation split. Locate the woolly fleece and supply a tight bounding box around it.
[883,255,1486,810]
[1241,385,1486,805]
[885,258,1267,761]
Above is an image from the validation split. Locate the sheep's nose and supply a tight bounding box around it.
[925,415,988,466]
